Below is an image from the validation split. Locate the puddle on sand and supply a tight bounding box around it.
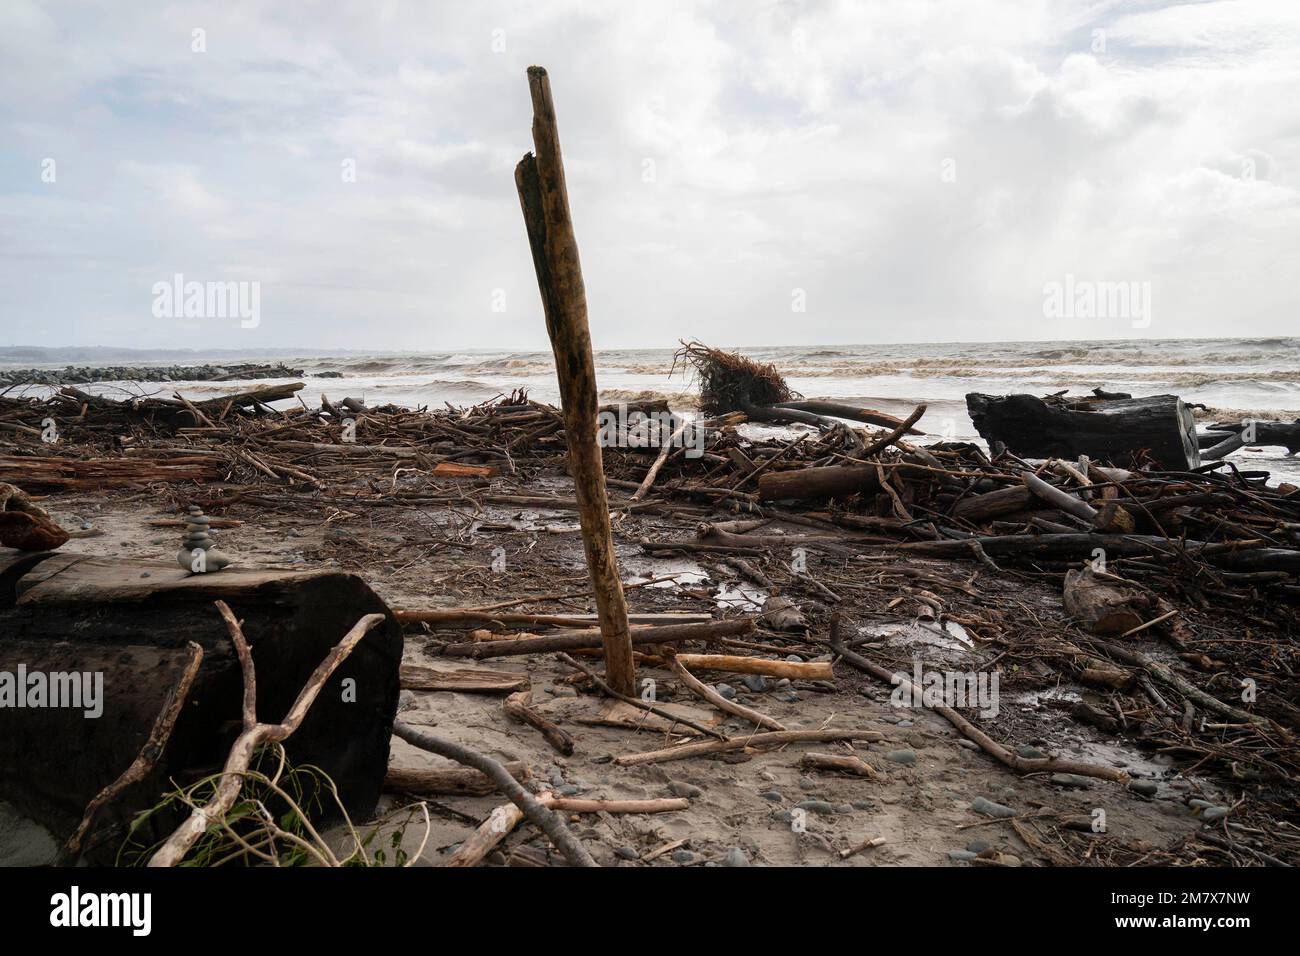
[622,554,768,609]
[864,619,975,657]
[1014,685,1083,707]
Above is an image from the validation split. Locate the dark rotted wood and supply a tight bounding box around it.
[0,552,401,860]
[758,463,882,501]
[1199,419,1300,457]
[966,393,1200,469]
[951,484,1034,522]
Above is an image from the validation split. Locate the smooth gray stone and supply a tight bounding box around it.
[970,796,1016,819]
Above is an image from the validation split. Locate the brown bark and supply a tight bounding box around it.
[384,762,531,797]
[515,66,635,695]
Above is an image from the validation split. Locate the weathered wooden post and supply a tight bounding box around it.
[515,66,636,695]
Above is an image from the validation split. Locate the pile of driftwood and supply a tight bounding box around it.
[5,64,1299,867]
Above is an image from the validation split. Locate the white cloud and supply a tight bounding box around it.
[0,0,1296,349]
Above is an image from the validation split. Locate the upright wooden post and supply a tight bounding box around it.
[515,66,636,695]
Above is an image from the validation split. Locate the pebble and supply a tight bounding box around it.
[1127,779,1159,797]
[615,846,640,861]
[740,675,767,693]
[796,799,837,816]
[1050,773,1093,788]
[1016,744,1047,760]
[970,796,1016,819]
[671,849,695,864]
[966,839,991,854]
[722,847,749,867]
[773,691,800,702]
[948,850,978,862]
[668,781,702,799]
[714,683,737,700]
[885,749,916,765]
[557,784,581,797]
[1199,805,1229,822]
[759,790,784,803]
[957,739,980,751]
[896,720,914,728]
[798,778,818,792]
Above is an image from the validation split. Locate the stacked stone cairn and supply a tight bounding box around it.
[177,504,231,573]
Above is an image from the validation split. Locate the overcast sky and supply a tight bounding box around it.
[1,0,1297,352]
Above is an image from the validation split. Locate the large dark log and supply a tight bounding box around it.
[0,551,401,860]
[966,393,1200,469]
[758,463,881,501]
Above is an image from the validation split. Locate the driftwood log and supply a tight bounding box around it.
[516,65,636,695]
[0,550,402,860]
[967,393,1200,469]
[1062,566,1154,635]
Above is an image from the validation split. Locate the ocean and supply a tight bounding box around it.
[7,337,1300,482]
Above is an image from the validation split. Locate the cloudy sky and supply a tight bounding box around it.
[1,0,1297,352]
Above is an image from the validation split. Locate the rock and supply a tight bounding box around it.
[798,778,818,791]
[957,739,980,751]
[1050,773,1093,788]
[740,674,767,693]
[970,796,1016,819]
[671,849,695,864]
[759,790,784,803]
[796,799,836,816]
[948,850,978,861]
[1016,744,1047,760]
[885,749,916,765]
[668,781,702,799]
[773,691,800,703]
[721,847,749,867]
[615,846,640,861]
[966,839,991,854]
[1199,805,1229,822]
[557,784,581,797]
[1127,779,1159,797]
[714,683,737,700]
[762,596,807,632]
